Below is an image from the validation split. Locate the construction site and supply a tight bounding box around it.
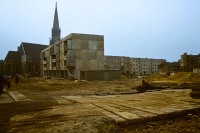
[0,72,200,132]
[0,3,200,132]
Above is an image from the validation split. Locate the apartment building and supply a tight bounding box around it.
[130,58,165,75]
[41,33,105,79]
[180,53,200,72]
[104,56,130,73]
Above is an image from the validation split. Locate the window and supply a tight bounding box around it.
[67,40,72,50]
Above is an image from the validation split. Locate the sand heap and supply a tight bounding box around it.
[146,72,200,83]
[145,74,169,82]
[167,72,200,82]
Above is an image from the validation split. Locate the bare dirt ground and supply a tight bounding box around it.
[124,109,200,133]
[0,73,200,133]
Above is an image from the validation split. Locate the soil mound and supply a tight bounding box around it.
[145,74,168,81]
[166,72,200,82]
[146,72,200,82]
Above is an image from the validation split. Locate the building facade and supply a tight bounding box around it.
[158,62,180,75]
[104,56,165,75]
[41,33,105,79]
[130,58,165,75]
[104,56,130,74]
[180,53,200,72]
[1,42,48,76]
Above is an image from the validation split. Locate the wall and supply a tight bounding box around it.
[130,58,165,75]
[80,70,121,81]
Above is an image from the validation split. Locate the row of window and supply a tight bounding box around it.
[132,60,163,63]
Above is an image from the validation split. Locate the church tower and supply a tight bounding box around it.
[50,3,61,45]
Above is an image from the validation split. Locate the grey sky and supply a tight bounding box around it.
[0,0,200,61]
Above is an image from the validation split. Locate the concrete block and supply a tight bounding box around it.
[97,51,104,60]
[98,60,105,70]
[89,41,97,50]
[89,60,97,70]
[76,60,83,69]
[115,111,141,120]
[97,41,104,50]
[72,39,81,50]
[102,111,126,123]
[0,94,14,103]
[80,40,89,50]
[8,91,30,102]
[88,50,97,59]
[78,50,89,60]
[83,61,91,69]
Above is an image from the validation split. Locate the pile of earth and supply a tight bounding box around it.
[145,74,168,81]
[146,72,200,83]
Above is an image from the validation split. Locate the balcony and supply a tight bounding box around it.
[52,59,56,62]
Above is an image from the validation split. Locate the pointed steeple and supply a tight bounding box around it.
[53,3,59,29]
[50,2,61,45]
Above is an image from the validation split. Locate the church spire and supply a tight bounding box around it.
[50,2,61,45]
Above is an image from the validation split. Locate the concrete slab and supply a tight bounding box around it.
[8,91,30,102]
[0,93,14,104]
[60,89,200,124]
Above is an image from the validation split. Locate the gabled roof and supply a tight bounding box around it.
[4,51,21,62]
[18,42,48,62]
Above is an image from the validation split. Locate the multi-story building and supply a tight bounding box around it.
[104,56,130,73]
[158,62,180,74]
[41,4,122,81]
[180,53,200,72]
[41,33,105,79]
[104,56,165,75]
[129,58,165,75]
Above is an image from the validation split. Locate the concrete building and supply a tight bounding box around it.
[41,3,121,81]
[180,53,200,72]
[104,56,165,75]
[104,56,130,74]
[130,58,165,75]
[158,62,180,75]
[41,33,105,79]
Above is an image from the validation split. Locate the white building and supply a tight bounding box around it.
[130,58,166,75]
[104,56,130,73]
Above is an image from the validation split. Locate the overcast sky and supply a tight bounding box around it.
[0,0,200,61]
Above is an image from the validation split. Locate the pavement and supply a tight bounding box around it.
[1,89,200,132]
[0,91,30,103]
[59,89,200,124]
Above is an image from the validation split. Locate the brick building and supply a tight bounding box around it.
[1,42,47,76]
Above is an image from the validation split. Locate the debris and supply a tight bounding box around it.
[74,80,79,82]
[80,80,88,83]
